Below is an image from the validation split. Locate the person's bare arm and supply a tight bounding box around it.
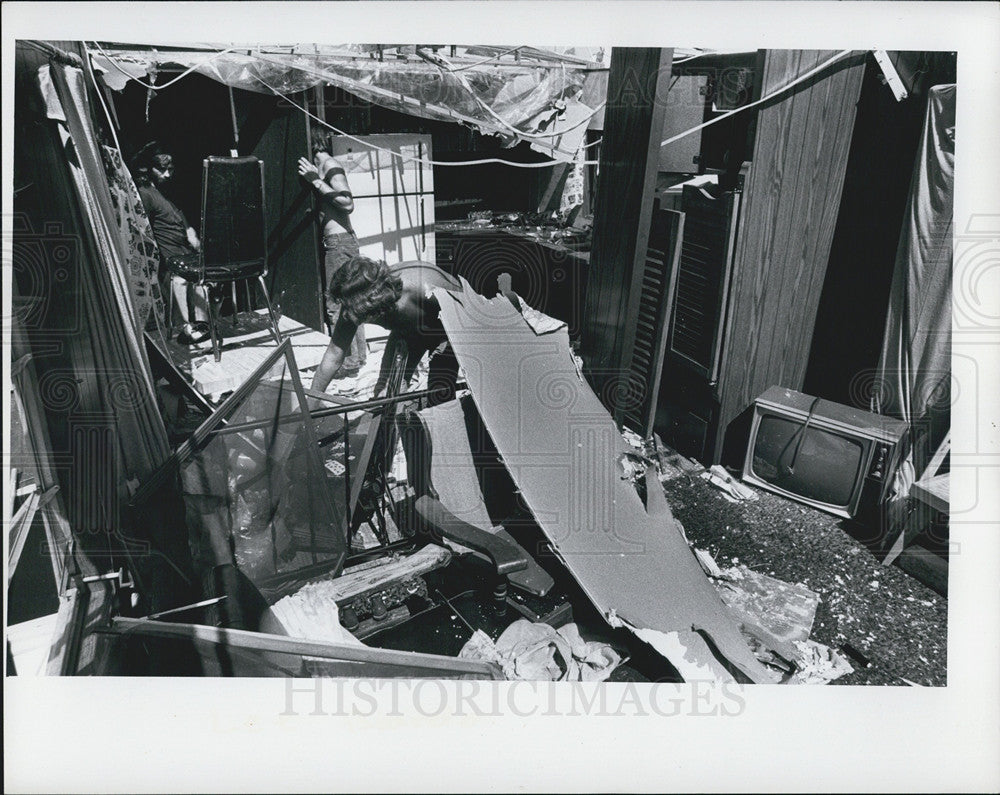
[314,153,354,213]
[312,315,358,393]
[373,330,404,398]
[297,156,353,214]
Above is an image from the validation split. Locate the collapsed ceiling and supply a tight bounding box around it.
[88,43,617,161]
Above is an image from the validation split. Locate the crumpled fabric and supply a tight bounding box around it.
[459,619,621,682]
[872,84,954,497]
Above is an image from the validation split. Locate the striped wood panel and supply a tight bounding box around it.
[714,50,866,460]
[669,186,741,381]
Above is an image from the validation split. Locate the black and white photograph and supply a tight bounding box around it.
[4,2,999,792]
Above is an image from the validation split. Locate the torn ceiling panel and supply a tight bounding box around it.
[434,281,776,683]
[88,43,599,160]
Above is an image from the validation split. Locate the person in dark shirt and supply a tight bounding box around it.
[133,142,210,344]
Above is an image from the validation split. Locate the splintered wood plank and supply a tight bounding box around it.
[156,311,332,398]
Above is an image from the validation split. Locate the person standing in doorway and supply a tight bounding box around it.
[297,132,366,377]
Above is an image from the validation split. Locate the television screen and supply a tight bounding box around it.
[751,414,865,508]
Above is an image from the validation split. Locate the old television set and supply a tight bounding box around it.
[742,387,909,519]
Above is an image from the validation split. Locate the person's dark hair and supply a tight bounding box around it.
[328,256,403,325]
[311,129,333,156]
[131,140,168,187]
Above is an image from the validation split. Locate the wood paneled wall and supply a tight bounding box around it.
[582,48,673,414]
[715,50,866,458]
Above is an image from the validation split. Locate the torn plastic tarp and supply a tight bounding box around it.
[90,44,597,160]
[434,280,776,683]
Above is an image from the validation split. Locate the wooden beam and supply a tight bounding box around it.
[582,47,673,421]
[104,617,504,679]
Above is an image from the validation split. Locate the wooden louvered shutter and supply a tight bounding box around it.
[622,208,684,438]
[669,185,742,382]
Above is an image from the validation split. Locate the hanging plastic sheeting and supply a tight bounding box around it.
[872,85,955,499]
[89,44,599,161]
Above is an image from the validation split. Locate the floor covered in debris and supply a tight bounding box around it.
[159,333,947,687]
[660,473,947,686]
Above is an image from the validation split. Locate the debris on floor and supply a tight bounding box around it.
[712,564,820,650]
[690,545,850,683]
[622,429,702,483]
[700,464,758,502]
[786,639,855,684]
[694,547,725,579]
[660,471,947,686]
[459,619,621,681]
[270,585,363,647]
[270,545,452,641]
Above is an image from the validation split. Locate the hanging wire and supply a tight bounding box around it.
[415,46,607,143]
[254,47,603,149]
[86,43,858,163]
[253,73,600,169]
[446,45,525,72]
[661,49,855,147]
[89,40,239,90]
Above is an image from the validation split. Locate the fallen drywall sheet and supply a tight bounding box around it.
[435,282,775,683]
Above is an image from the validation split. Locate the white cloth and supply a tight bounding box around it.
[459,619,621,681]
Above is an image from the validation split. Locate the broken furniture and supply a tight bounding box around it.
[882,431,950,568]
[165,156,282,362]
[398,396,556,608]
[128,340,348,632]
[270,544,454,641]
